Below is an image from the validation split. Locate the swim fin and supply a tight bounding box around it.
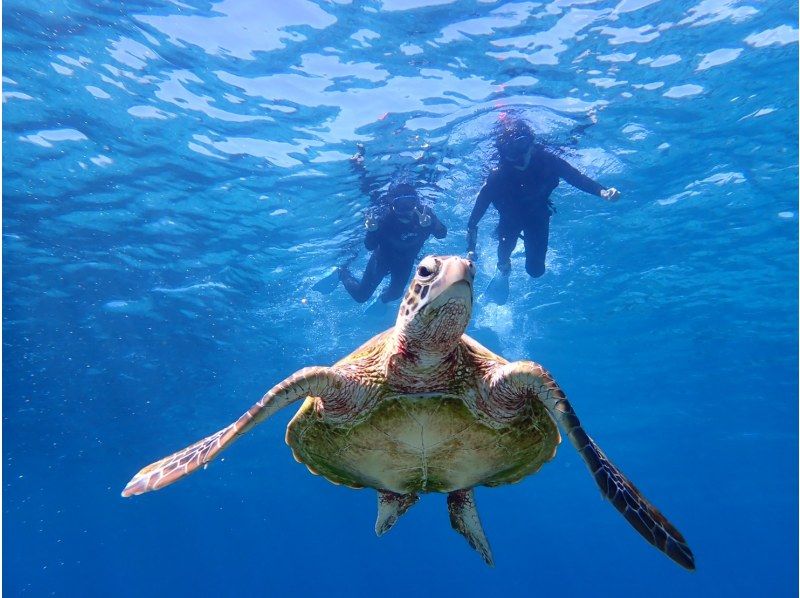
[312,267,340,294]
[364,296,391,318]
[484,270,510,305]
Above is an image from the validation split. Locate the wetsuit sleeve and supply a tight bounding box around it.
[364,230,380,251]
[430,212,447,239]
[364,227,381,251]
[467,183,493,230]
[554,155,605,196]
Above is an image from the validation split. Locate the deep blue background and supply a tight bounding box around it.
[3,0,797,596]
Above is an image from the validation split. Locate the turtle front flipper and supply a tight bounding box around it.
[375,490,419,536]
[447,489,494,567]
[122,366,353,497]
[491,361,695,571]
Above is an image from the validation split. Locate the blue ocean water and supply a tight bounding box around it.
[3,0,798,595]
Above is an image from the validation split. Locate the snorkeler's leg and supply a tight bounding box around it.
[486,220,519,305]
[523,214,550,278]
[495,219,521,275]
[380,252,416,303]
[340,251,389,303]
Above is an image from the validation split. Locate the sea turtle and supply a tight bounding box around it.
[122,255,694,570]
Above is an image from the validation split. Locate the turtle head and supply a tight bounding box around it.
[395,255,475,354]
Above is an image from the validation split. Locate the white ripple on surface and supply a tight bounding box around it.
[739,107,777,120]
[399,43,423,55]
[696,47,743,70]
[632,81,664,90]
[85,85,111,99]
[51,62,74,76]
[136,0,336,60]
[90,154,113,167]
[597,52,637,62]
[622,123,649,141]
[689,171,746,187]
[350,29,380,46]
[436,2,535,43]
[599,24,660,45]
[298,53,389,83]
[658,190,700,205]
[588,77,627,89]
[744,25,799,48]
[217,66,513,143]
[127,105,174,120]
[502,75,539,90]
[3,92,33,102]
[58,54,91,68]
[490,8,608,65]
[380,0,457,10]
[610,0,660,16]
[663,84,704,98]
[109,37,158,70]
[649,54,682,67]
[679,0,759,28]
[20,129,88,147]
[658,170,745,205]
[153,282,229,294]
[103,298,154,315]
[187,141,226,159]
[156,70,272,123]
[192,134,316,167]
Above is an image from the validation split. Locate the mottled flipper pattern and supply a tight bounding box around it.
[447,489,494,567]
[375,490,419,536]
[492,361,695,570]
[122,421,242,497]
[122,366,348,497]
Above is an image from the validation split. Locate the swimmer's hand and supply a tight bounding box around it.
[601,187,621,202]
[350,143,366,168]
[466,250,477,262]
[416,206,432,228]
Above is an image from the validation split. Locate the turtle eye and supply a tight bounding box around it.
[417,257,438,280]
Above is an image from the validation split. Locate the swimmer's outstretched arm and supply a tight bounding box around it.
[555,155,607,196]
[430,211,447,239]
[554,154,620,201]
[466,184,493,257]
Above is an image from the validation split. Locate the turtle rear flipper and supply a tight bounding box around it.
[375,490,419,536]
[447,489,494,567]
[122,366,350,497]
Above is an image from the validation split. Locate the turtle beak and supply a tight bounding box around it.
[427,257,475,305]
[445,257,475,290]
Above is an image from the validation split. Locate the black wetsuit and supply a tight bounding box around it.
[467,147,605,277]
[341,209,447,303]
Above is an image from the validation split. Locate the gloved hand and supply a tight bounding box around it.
[416,206,432,228]
[600,187,621,202]
[350,143,366,168]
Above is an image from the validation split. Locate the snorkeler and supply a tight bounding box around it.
[465,115,620,304]
[315,147,447,303]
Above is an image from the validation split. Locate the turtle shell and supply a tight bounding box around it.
[285,390,560,494]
